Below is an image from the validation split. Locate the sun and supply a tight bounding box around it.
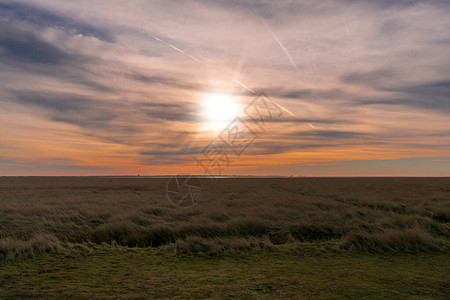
[201,93,240,131]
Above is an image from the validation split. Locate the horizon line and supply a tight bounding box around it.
[1,175,449,178]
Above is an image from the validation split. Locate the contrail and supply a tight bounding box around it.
[149,33,200,62]
[231,78,257,94]
[148,31,257,96]
[261,21,298,71]
[247,0,298,72]
[231,45,254,93]
[231,77,295,117]
[246,0,318,103]
[265,96,296,117]
[147,27,296,119]
[342,16,351,35]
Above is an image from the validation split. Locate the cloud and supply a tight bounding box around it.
[140,101,200,122]
[337,0,450,9]
[8,91,118,127]
[293,130,367,139]
[0,19,117,96]
[347,80,450,112]
[340,69,398,87]
[0,0,449,175]
[128,73,200,91]
[0,20,73,65]
[0,2,114,42]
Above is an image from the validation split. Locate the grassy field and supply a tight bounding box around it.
[1,244,449,299]
[0,177,449,298]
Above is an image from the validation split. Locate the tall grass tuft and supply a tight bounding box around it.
[0,233,61,260]
[339,229,446,253]
[91,223,176,247]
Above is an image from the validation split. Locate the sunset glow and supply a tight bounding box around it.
[0,0,449,176]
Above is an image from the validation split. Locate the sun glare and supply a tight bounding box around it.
[202,93,240,131]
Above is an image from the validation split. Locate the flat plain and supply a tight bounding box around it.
[0,177,449,299]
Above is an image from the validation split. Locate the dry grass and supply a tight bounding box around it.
[339,229,445,253]
[0,177,449,258]
[0,233,91,260]
[0,233,60,260]
[162,236,275,256]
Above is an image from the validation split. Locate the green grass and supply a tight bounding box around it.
[1,244,449,299]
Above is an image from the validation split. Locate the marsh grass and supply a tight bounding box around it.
[0,177,449,259]
[340,229,446,253]
[0,233,92,260]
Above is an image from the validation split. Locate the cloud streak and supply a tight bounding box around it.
[0,0,449,175]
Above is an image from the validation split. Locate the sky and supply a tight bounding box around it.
[0,0,449,176]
